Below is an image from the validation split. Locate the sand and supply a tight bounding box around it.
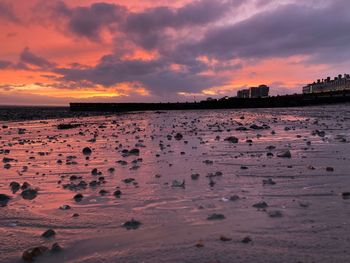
[0,104,350,263]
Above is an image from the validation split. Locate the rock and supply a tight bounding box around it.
[191,173,200,180]
[114,190,122,198]
[21,188,38,200]
[21,182,31,190]
[10,182,20,193]
[252,201,268,209]
[241,236,252,244]
[22,246,49,262]
[326,167,334,172]
[41,229,56,238]
[224,136,239,143]
[263,178,276,185]
[268,210,283,218]
[128,148,140,156]
[229,195,240,201]
[342,192,350,200]
[99,189,108,196]
[172,180,185,188]
[57,123,80,130]
[195,240,204,248]
[220,235,232,242]
[207,213,225,220]
[174,133,183,140]
[73,193,83,202]
[0,194,11,207]
[59,205,71,210]
[82,147,92,155]
[277,150,291,158]
[51,243,62,253]
[122,219,141,230]
[91,168,102,176]
[123,178,135,184]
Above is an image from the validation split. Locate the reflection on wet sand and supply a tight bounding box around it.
[1,105,350,262]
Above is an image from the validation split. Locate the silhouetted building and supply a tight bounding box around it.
[237,89,250,98]
[303,74,350,94]
[237,85,269,98]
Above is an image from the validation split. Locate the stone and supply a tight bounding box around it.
[277,150,291,158]
[22,246,49,262]
[207,213,225,220]
[51,243,62,253]
[73,193,83,202]
[342,192,350,200]
[172,180,185,188]
[0,194,11,207]
[82,147,92,155]
[114,190,122,198]
[268,210,283,218]
[263,178,276,185]
[191,173,200,180]
[41,229,56,238]
[220,235,232,242]
[122,219,141,230]
[174,133,183,140]
[224,136,239,143]
[241,236,252,244]
[21,188,38,200]
[252,201,268,209]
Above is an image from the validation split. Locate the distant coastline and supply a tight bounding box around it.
[70,90,350,113]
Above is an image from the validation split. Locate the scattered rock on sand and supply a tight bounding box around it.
[241,236,252,244]
[268,210,283,218]
[174,133,183,140]
[191,173,200,180]
[0,194,11,207]
[342,192,350,200]
[220,235,232,242]
[252,201,268,210]
[57,123,80,130]
[172,180,185,188]
[82,147,92,156]
[195,240,204,248]
[51,243,62,253]
[41,229,56,238]
[22,246,49,262]
[277,150,291,158]
[224,136,239,143]
[207,213,225,220]
[263,178,276,185]
[122,219,141,230]
[21,188,38,200]
[73,193,83,202]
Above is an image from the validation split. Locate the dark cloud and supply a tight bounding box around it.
[53,1,127,41]
[0,60,28,71]
[20,47,55,69]
[183,1,350,62]
[0,2,20,24]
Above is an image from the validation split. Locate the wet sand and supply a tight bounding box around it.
[1,104,350,263]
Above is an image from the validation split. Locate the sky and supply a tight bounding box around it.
[1,0,350,105]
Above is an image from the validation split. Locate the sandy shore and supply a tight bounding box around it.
[0,104,350,263]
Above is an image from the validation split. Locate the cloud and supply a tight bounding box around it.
[0,2,20,24]
[52,1,127,41]
[182,1,350,62]
[20,47,55,69]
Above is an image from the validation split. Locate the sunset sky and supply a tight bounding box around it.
[1,0,350,105]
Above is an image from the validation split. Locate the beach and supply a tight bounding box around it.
[1,104,350,263]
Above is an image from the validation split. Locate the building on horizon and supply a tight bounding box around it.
[237,85,270,98]
[303,74,350,94]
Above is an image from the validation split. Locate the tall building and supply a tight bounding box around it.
[303,74,350,94]
[237,85,270,98]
